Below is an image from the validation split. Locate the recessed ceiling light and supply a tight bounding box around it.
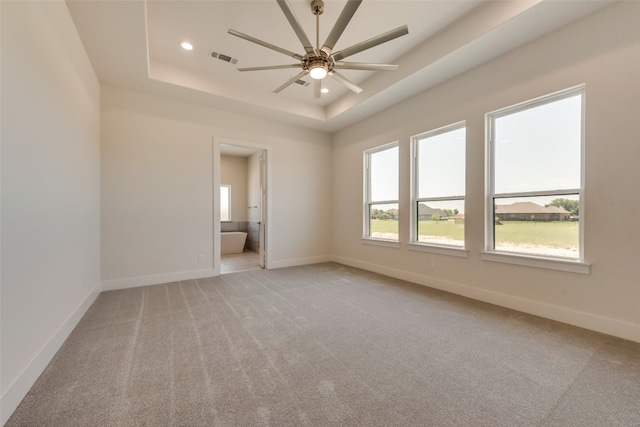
[181,42,193,51]
[321,88,329,94]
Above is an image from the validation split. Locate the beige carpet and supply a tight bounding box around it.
[7,263,640,426]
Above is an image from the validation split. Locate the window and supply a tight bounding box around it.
[220,185,231,221]
[486,86,584,261]
[364,143,399,241]
[412,123,466,249]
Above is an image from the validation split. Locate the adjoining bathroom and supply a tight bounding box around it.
[220,144,264,274]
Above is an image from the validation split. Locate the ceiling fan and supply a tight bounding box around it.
[228,0,409,98]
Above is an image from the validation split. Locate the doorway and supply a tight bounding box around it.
[213,138,269,275]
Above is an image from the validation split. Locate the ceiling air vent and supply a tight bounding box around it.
[209,50,238,64]
[295,80,310,87]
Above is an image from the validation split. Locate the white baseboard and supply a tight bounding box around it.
[331,255,640,344]
[101,268,218,291]
[268,255,333,270]
[1,284,100,426]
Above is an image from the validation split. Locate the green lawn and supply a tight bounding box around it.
[370,219,399,234]
[371,219,578,249]
[494,220,578,248]
[370,219,464,240]
[418,221,464,241]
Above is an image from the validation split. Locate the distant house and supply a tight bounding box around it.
[495,202,570,221]
[417,203,446,220]
[452,213,465,224]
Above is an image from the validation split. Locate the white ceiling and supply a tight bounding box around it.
[66,0,613,133]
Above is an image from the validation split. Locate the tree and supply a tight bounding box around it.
[443,208,460,217]
[371,209,392,220]
[546,198,579,216]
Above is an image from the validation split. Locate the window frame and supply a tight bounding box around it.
[363,141,400,246]
[409,121,467,257]
[483,85,589,274]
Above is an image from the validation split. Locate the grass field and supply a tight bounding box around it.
[494,221,578,248]
[370,219,399,235]
[418,221,464,241]
[371,219,579,250]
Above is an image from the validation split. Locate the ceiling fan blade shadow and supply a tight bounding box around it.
[330,71,363,94]
[321,0,362,56]
[334,62,399,71]
[273,70,309,93]
[228,29,303,60]
[238,64,301,72]
[331,25,408,61]
[276,0,314,54]
[314,79,321,99]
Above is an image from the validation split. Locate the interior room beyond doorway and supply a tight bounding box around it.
[219,142,265,274]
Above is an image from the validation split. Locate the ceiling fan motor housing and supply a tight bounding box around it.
[304,51,333,74]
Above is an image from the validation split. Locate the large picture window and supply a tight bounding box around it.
[486,86,584,260]
[364,143,399,241]
[412,123,466,248]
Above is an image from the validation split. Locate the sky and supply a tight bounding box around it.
[494,93,582,194]
[369,91,582,216]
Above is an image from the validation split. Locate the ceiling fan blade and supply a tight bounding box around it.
[314,79,321,99]
[273,70,309,94]
[320,0,362,56]
[276,0,314,55]
[238,64,301,72]
[331,25,409,61]
[329,71,363,94]
[228,29,303,60]
[334,62,399,72]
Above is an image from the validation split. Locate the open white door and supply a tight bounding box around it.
[259,149,267,268]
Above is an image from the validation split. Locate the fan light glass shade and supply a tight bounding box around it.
[309,66,328,80]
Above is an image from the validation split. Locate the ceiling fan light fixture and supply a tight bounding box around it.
[309,65,328,80]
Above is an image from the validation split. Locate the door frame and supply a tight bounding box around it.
[213,137,270,275]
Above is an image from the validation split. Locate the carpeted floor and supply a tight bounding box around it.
[7,263,640,426]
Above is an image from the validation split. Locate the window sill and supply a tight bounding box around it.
[407,243,468,258]
[480,251,590,274]
[361,238,401,249]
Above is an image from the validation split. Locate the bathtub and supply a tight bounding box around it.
[221,231,247,255]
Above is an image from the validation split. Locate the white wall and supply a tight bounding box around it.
[332,2,640,343]
[0,1,101,424]
[101,86,332,288]
[221,155,248,222]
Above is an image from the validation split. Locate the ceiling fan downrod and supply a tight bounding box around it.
[308,0,328,79]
